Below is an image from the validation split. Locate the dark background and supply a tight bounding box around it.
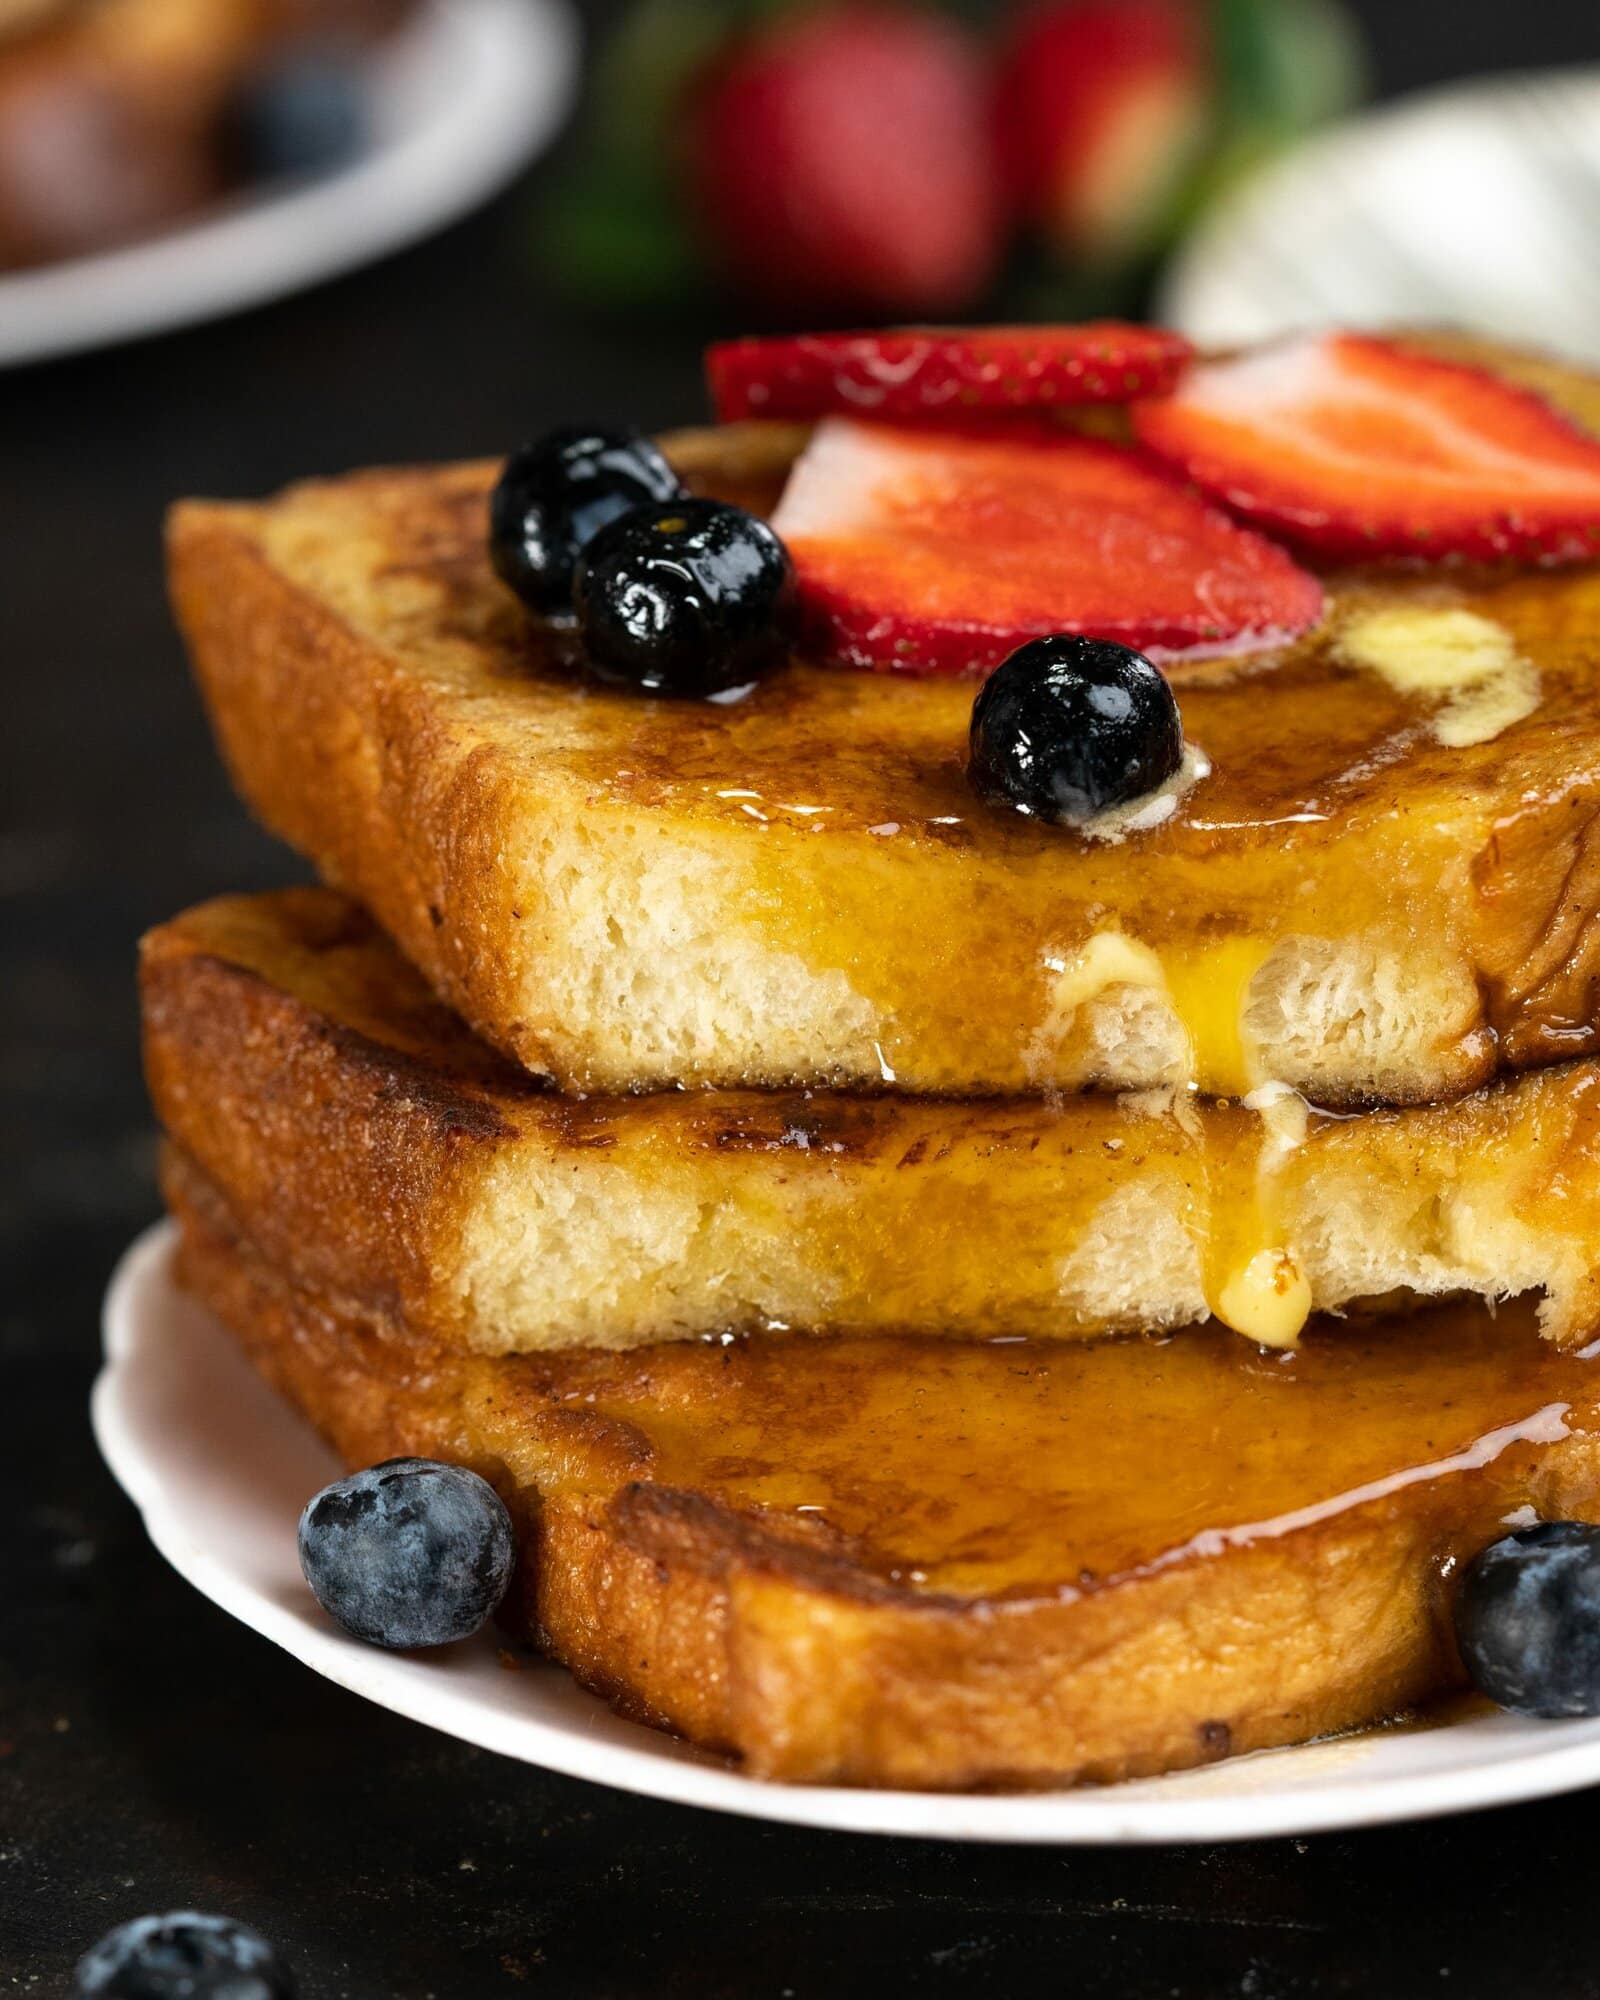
[6,2,1600,1993]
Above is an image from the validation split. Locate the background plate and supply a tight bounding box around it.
[1160,66,1600,366]
[94,1222,1600,1844]
[0,0,577,368]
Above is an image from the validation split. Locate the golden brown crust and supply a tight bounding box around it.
[168,1158,1600,1790]
[166,359,1600,1103]
[141,887,514,1338]
[168,474,554,1092]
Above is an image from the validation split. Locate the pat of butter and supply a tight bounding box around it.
[1072,743,1211,843]
[1339,607,1539,748]
[1216,1248,1312,1350]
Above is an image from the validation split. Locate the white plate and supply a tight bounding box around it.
[0,0,577,367]
[94,1221,1600,1844]
[1161,67,1600,367]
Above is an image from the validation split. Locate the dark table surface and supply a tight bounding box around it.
[7,2,1600,1992]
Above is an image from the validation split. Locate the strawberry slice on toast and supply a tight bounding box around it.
[707,323,1191,423]
[1133,334,1600,564]
[770,417,1325,674]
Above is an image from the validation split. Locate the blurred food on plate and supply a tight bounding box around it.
[0,0,407,268]
[547,0,1367,318]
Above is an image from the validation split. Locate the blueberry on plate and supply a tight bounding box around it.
[297,1457,515,1649]
[969,634,1184,824]
[225,49,368,184]
[1454,1520,1600,1718]
[490,426,685,615]
[74,1911,295,1999]
[574,498,796,697]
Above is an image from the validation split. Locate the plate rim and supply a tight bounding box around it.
[93,1220,1600,1844]
[0,0,579,368]
[1158,63,1600,357]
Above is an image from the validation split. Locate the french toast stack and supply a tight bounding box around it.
[144,326,1600,1788]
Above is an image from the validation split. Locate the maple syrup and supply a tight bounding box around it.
[488,1298,1600,1602]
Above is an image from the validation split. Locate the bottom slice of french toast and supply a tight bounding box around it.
[165,1151,1600,1792]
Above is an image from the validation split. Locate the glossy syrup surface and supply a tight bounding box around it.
[516,1300,1600,1600]
[250,349,1600,1094]
[263,390,1600,863]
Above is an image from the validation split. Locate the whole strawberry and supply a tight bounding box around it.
[686,4,1001,316]
[992,0,1210,267]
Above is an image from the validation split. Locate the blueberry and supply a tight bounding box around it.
[297,1457,515,1649]
[490,427,684,615]
[227,50,367,183]
[1454,1520,1600,1718]
[574,498,795,696]
[968,635,1184,824]
[74,1912,295,1999]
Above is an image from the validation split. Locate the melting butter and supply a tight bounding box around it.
[1117,1079,1311,1348]
[1044,932,1166,1014]
[1339,607,1540,748]
[1039,930,1272,1099]
[1109,1072,1313,1347]
[1216,1250,1313,1351]
[1211,1082,1313,1349]
[1073,742,1211,843]
[1242,1078,1310,1161]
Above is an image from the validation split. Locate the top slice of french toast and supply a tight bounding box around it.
[167,340,1600,1103]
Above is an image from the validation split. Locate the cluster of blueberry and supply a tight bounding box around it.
[490,428,796,698]
[488,426,1187,825]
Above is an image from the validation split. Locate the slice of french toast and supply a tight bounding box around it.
[168,1154,1600,1791]
[165,341,1600,1104]
[142,888,1600,1351]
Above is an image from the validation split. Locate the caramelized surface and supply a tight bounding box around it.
[501,1300,1600,1601]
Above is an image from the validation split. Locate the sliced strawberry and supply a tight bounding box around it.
[1133,334,1600,564]
[770,417,1325,674]
[707,323,1192,423]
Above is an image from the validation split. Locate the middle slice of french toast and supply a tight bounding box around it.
[143,886,1600,1352]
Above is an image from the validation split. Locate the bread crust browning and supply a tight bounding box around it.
[141,885,523,1339]
[168,1160,1600,1790]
